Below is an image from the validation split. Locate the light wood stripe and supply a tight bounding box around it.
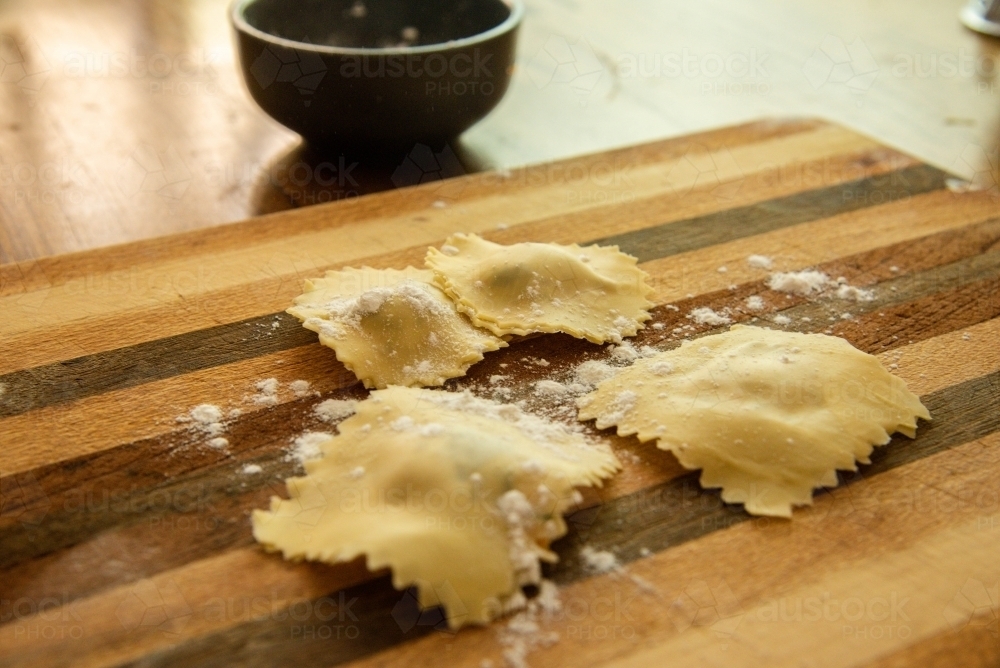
[0,127,901,375]
[878,316,1000,396]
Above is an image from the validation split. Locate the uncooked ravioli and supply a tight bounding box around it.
[287,267,506,389]
[576,325,930,517]
[252,386,620,628]
[426,234,653,343]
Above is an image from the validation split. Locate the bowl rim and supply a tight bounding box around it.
[230,0,524,54]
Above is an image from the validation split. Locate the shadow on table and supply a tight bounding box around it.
[248,140,489,216]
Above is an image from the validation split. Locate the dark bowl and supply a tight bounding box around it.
[230,0,523,151]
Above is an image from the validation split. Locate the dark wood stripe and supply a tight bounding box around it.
[593,163,948,262]
[108,370,1000,668]
[0,312,315,419]
[2,220,999,592]
[115,575,437,668]
[0,164,948,419]
[832,275,1000,352]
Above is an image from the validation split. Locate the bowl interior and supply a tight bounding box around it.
[240,0,513,49]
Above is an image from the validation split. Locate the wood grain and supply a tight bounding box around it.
[353,433,1000,668]
[1,120,998,668]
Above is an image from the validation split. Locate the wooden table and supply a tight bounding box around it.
[2,0,1000,263]
[1,118,999,667]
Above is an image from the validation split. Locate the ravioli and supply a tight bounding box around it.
[287,267,506,389]
[252,386,620,628]
[426,234,654,343]
[576,325,930,517]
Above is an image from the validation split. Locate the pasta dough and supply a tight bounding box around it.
[252,386,620,628]
[576,325,930,517]
[426,234,654,343]
[287,267,506,389]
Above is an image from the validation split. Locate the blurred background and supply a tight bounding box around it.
[1,0,999,263]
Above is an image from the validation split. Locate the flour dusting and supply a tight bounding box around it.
[747,254,774,269]
[688,307,731,326]
[289,380,313,398]
[580,546,621,574]
[253,378,280,406]
[766,270,829,296]
[574,360,618,387]
[288,432,333,465]
[314,399,358,422]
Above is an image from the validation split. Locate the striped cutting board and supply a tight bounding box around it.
[1,119,999,668]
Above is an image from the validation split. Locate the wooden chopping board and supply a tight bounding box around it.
[1,118,998,668]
